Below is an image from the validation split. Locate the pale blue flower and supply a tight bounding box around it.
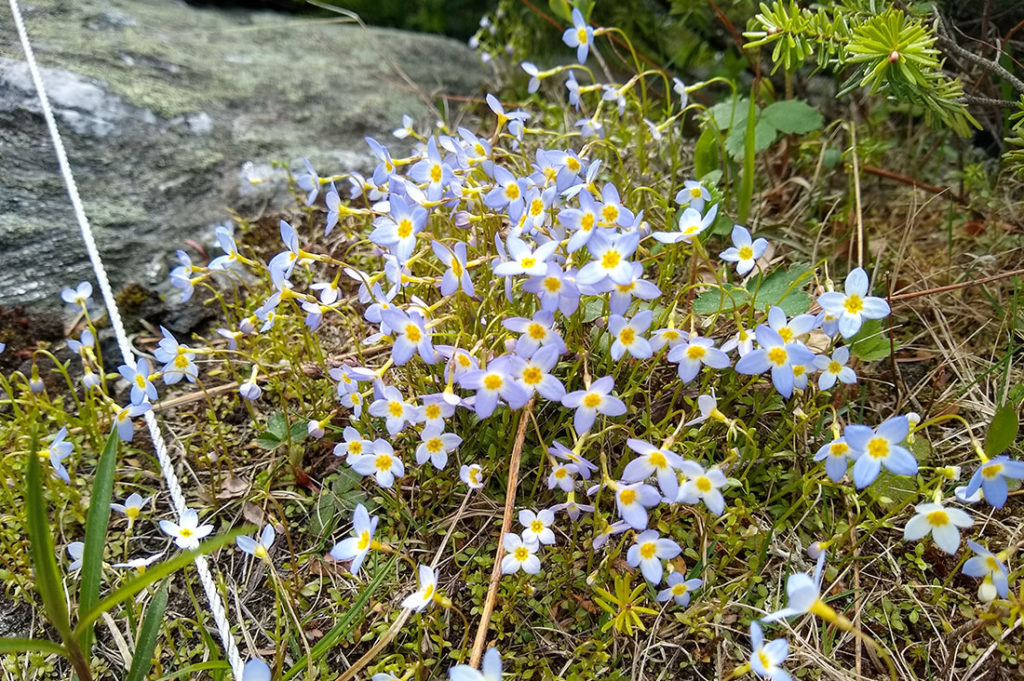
[119,359,158,405]
[522,263,580,315]
[237,525,276,560]
[508,346,566,402]
[962,540,1009,598]
[667,335,730,383]
[295,158,320,205]
[623,438,684,498]
[48,427,72,483]
[577,231,639,287]
[415,425,461,469]
[503,310,566,358]
[816,268,890,338]
[562,8,594,64]
[674,180,709,212]
[449,646,502,681]
[369,195,427,262]
[657,573,702,606]
[350,440,404,488]
[964,455,1024,509]
[734,326,816,398]
[845,416,917,489]
[749,621,792,681]
[719,225,768,276]
[381,308,435,365]
[460,358,531,418]
[814,346,857,390]
[369,385,418,436]
[432,240,475,298]
[627,530,682,583]
[813,437,857,482]
[608,310,653,360]
[652,204,718,244]
[614,483,661,530]
[330,503,378,574]
[562,376,627,433]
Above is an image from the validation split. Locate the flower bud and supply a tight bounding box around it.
[978,579,997,603]
[807,542,823,559]
[307,420,325,440]
[239,381,262,401]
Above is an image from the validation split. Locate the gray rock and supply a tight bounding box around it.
[0,0,483,312]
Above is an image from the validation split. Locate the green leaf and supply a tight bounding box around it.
[267,413,288,440]
[725,118,777,160]
[548,0,573,23]
[762,99,823,134]
[281,554,399,681]
[848,319,894,362]
[708,97,752,131]
[985,403,1020,458]
[78,428,119,651]
[0,638,66,657]
[747,266,813,315]
[73,527,250,639]
[692,285,750,315]
[693,126,721,180]
[155,661,231,681]
[26,431,74,647]
[125,583,168,681]
[289,422,309,443]
[256,433,281,450]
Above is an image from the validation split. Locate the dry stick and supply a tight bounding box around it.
[469,398,535,668]
[889,267,1024,304]
[860,165,968,205]
[849,121,864,270]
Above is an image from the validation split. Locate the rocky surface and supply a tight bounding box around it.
[0,0,482,312]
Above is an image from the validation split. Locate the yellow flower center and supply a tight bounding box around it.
[619,327,635,345]
[522,367,542,385]
[254,545,268,559]
[375,454,393,471]
[397,219,413,239]
[649,451,667,468]
[767,347,788,366]
[581,213,595,230]
[357,530,371,551]
[738,246,754,260]
[425,404,441,420]
[601,204,619,223]
[451,258,462,277]
[663,330,679,341]
[484,374,503,390]
[828,361,842,374]
[531,520,544,533]
[793,365,805,377]
[505,183,520,200]
[867,437,889,459]
[757,651,772,669]
[778,327,794,343]
[601,250,621,269]
[427,437,444,453]
[135,375,147,389]
[180,528,194,538]
[583,393,602,408]
[514,546,529,561]
[553,467,568,479]
[567,157,581,172]
[530,199,544,216]
[672,584,688,595]
[926,510,949,527]
[520,256,536,269]
[429,164,442,183]
[690,187,702,198]
[577,27,588,43]
[619,489,636,505]
[696,476,712,493]
[640,542,657,559]
[174,354,190,368]
[126,507,140,520]
[388,402,404,418]
[844,295,864,315]
[423,583,435,600]
[829,442,849,457]
[470,468,482,483]
[349,441,363,455]
[686,345,706,360]
[544,277,561,292]
[528,323,547,340]
[405,324,421,342]
[985,556,999,571]
[982,463,1003,479]
[458,354,472,367]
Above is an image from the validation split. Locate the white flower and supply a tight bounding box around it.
[622,438,684,498]
[237,525,276,561]
[159,509,213,550]
[675,462,728,516]
[761,552,826,622]
[519,509,556,546]
[500,533,541,575]
[415,426,461,469]
[656,573,702,606]
[615,483,661,529]
[401,564,438,611]
[626,530,682,583]
[460,463,485,489]
[110,492,149,525]
[816,268,890,338]
[814,346,857,390]
[330,503,378,574]
[112,553,164,574]
[67,541,84,571]
[749,621,792,681]
[903,502,972,554]
[719,225,768,275]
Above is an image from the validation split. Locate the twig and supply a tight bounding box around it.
[860,165,967,205]
[934,11,1024,94]
[849,121,864,269]
[469,398,535,667]
[890,267,1024,304]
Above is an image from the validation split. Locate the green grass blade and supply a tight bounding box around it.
[281,553,398,681]
[78,428,119,651]
[73,527,250,639]
[154,660,230,681]
[125,582,168,681]
[737,87,758,224]
[26,432,74,645]
[0,637,67,657]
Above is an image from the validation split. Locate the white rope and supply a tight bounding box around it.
[7,1,246,677]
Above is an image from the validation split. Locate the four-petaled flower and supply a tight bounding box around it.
[562,8,594,64]
[903,502,972,554]
[626,530,682,584]
[816,268,890,338]
[330,503,378,574]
